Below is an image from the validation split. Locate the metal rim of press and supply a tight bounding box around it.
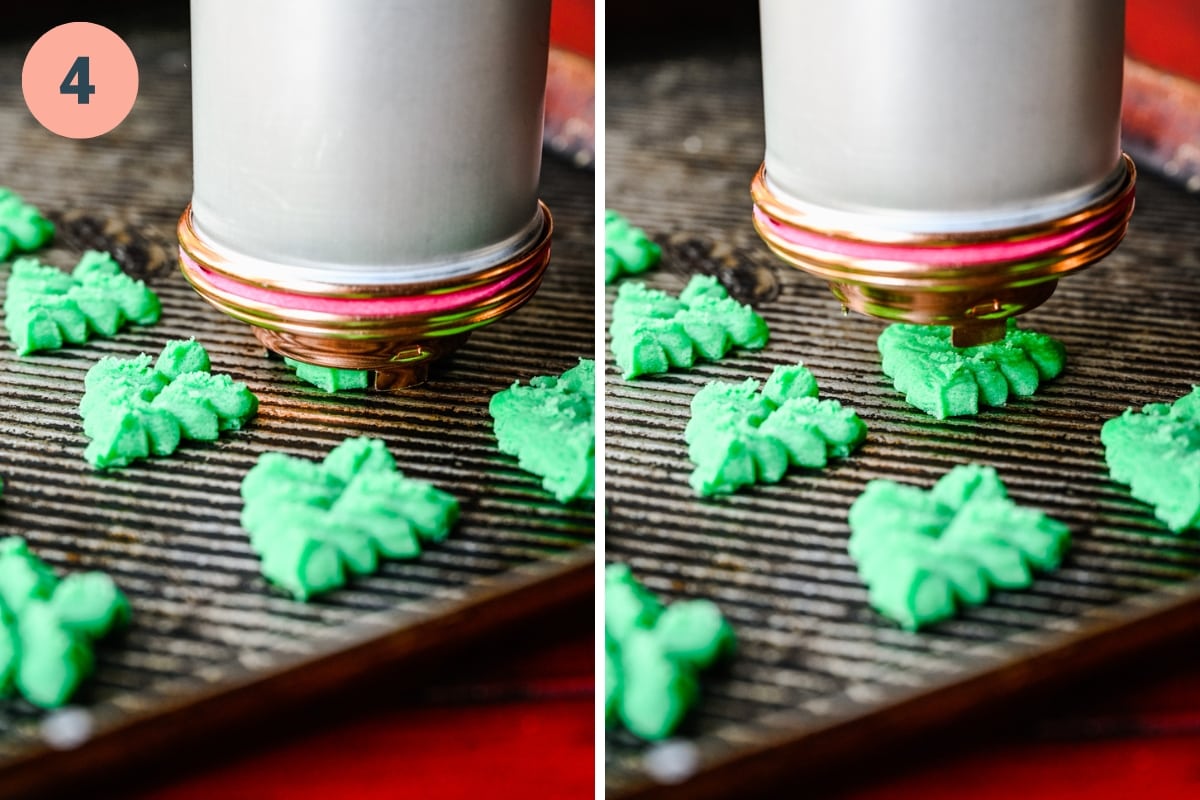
[750,154,1136,346]
[177,202,553,389]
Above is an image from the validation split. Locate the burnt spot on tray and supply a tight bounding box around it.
[46,210,172,282]
[662,235,781,305]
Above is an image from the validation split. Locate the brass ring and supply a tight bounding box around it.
[178,201,553,387]
[750,156,1136,333]
[751,154,1135,247]
[178,201,552,298]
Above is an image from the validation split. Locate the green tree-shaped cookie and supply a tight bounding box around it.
[848,464,1070,630]
[0,188,53,260]
[610,275,768,379]
[283,357,369,393]
[1101,387,1200,533]
[686,363,867,496]
[5,251,160,356]
[241,437,459,600]
[0,537,130,708]
[605,564,735,741]
[79,339,258,469]
[490,359,595,504]
[878,320,1066,418]
[605,210,661,284]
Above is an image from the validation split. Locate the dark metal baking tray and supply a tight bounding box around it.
[0,28,593,796]
[605,44,1200,798]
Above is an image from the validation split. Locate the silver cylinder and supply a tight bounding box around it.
[759,0,1125,231]
[189,0,550,283]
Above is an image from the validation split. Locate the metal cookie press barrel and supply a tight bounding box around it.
[752,0,1135,346]
[180,0,553,388]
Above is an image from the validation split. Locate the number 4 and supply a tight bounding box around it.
[60,56,96,105]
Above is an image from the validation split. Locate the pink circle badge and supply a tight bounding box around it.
[22,22,139,139]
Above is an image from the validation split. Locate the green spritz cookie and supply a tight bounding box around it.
[79,339,258,469]
[490,359,595,504]
[605,564,735,741]
[5,251,160,356]
[686,363,866,496]
[848,464,1070,630]
[0,188,54,260]
[878,320,1065,419]
[1101,387,1200,533]
[0,537,130,708]
[283,357,369,393]
[605,210,661,284]
[610,275,768,379]
[241,437,458,600]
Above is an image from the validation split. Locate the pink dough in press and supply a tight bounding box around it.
[754,195,1131,266]
[180,250,539,317]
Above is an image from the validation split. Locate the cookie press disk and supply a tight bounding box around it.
[752,0,1136,346]
[179,0,553,388]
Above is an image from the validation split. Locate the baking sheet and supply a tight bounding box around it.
[604,45,1200,797]
[0,27,594,794]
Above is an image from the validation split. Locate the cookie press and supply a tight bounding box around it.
[179,0,553,388]
[751,0,1135,346]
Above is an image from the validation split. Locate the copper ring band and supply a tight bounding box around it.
[181,256,548,340]
[751,155,1136,331]
[751,154,1136,246]
[754,212,1132,289]
[178,201,553,387]
[178,201,552,298]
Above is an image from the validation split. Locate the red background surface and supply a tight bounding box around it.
[836,636,1200,799]
[550,0,594,60]
[132,625,595,800]
[124,629,1200,800]
[1127,0,1200,82]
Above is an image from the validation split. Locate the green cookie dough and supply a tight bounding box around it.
[0,537,129,708]
[610,275,768,379]
[1101,387,1200,533]
[605,210,661,284]
[489,359,595,504]
[241,437,459,600]
[283,357,369,393]
[848,464,1070,630]
[79,338,258,469]
[0,188,54,260]
[5,251,160,356]
[605,564,734,741]
[685,363,867,496]
[878,320,1066,419]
